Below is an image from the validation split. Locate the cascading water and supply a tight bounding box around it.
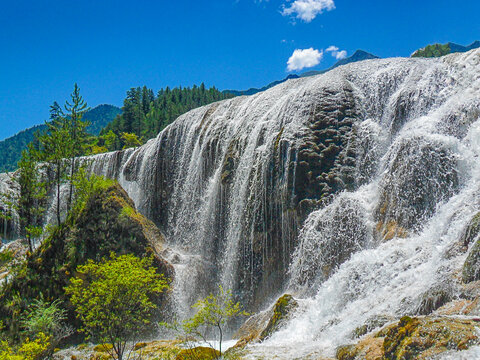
[246,50,480,358]
[2,49,480,357]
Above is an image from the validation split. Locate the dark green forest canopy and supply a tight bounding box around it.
[101,84,234,150]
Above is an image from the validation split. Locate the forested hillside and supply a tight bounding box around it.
[0,104,121,172]
[412,41,480,57]
[101,84,233,150]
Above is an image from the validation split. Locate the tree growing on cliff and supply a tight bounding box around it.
[63,83,90,211]
[0,144,45,251]
[120,132,143,149]
[37,102,72,225]
[15,145,46,252]
[65,253,169,360]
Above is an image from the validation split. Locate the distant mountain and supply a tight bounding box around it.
[412,41,480,58]
[224,50,379,96]
[224,74,300,96]
[299,50,379,77]
[0,104,121,173]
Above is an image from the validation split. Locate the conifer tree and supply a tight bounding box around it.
[16,144,46,252]
[64,83,90,212]
[37,103,72,225]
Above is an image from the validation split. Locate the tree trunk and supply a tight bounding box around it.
[68,156,75,213]
[56,162,61,225]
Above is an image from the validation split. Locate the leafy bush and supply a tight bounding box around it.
[65,253,169,360]
[20,299,70,345]
[0,332,50,360]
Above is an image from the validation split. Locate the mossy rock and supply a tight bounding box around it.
[463,239,480,283]
[233,294,298,348]
[336,344,356,360]
[132,340,182,359]
[0,182,173,339]
[93,344,113,353]
[259,294,298,340]
[461,212,480,246]
[175,346,220,360]
[383,316,480,359]
[340,316,480,360]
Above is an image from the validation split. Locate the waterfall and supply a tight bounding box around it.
[2,48,480,356]
[80,50,480,326]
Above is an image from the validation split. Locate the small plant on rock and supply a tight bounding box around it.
[162,285,249,360]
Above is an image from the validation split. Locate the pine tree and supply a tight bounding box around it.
[16,144,46,252]
[64,84,90,213]
[37,103,72,225]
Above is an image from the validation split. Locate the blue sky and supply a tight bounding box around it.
[0,0,479,140]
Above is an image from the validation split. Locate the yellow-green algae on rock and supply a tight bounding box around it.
[337,316,480,360]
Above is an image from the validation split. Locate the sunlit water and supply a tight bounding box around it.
[2,49,480,358]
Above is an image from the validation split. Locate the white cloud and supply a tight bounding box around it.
[326,45,338,52]
[287,48,323,71]
[335,50,347,59]
[282,0,335,23]
[326,45,347,60]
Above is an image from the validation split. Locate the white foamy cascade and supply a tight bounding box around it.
[246,50,480,358]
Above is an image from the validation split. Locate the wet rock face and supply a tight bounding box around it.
[376,136,459,232]
[134,83,363,309]
[461,212,480,247]
[289,196,369,293]
[294,86,360,208]
[463,239,480,283]
[233,294,298,347]
[415,285,454,315]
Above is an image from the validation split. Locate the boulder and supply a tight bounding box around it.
[233,294,298,347]
[338,316,480,360]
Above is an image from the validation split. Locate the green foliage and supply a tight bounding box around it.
[16,145,46,252]
[412,43,451,58]
[102,130,118,151]
[0,179,170,345]
[65,253,169,360]
[0,332,50,360]
[0,105,121,173]
[0,250,14,271]
[163,286,248,358]
[102,84,233,150]
[120,132,143,149]
[20,299,69,343]
[70,166,115,218]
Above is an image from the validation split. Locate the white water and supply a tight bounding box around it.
[3,49,480,358]
[246,50,480,358]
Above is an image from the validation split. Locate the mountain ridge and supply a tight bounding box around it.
[224,49,379,96]
[0,104,121,172]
